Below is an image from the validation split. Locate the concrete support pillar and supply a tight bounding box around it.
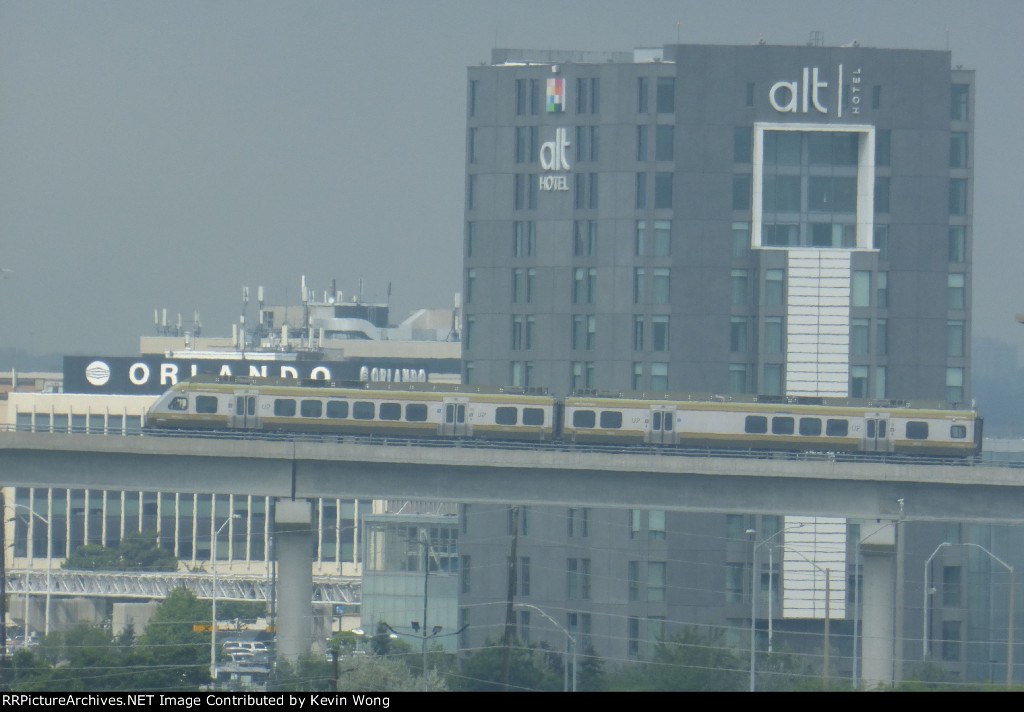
[275,499,313,663]
[860,522,896,688]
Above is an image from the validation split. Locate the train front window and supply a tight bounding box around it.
[168,397,188,411]
[196,396,218,414]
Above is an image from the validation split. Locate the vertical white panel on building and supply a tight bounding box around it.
[782,515,847,619]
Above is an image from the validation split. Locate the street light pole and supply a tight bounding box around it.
[514,603,576,692]
[210,514,240,684]
[923,542,952,661]
[8,504,52,639]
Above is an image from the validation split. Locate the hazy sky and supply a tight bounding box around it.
[1,0,1021,359]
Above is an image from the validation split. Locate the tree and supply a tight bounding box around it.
[452,640,561,691]
[609,627,745,692]
[62,530,177,572]
[135,586,212,690]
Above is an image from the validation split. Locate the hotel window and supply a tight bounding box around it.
[632,362,643,389]
[525,316,535,350]
[876,272,888,308]
[764,317,783,354]
[589,125,599,161]
[465,270,475,304]
[765,269,784,305]
[730,317,747,353]
[510,361,523,387]
[876,319,887,356]
[763,364,783,396]
[651,363,668,390]
[571,315,585,350]
[745,82,755,107]
[652,316,669,351]
[653,220,671,256]
[515,78,527,115]
[731,269,748,305]
[874,366,886,399]
[851,318,870,355]
[729,364,748,394]
[652,268,670,304]
[655,125,674,161]
[726,563,745,603]
[468,79,479,117]
[634,267,645,303]
[733,175,751,210]
[874,225,889,261]
[655,173,671,208]
[635,172,647,209]
[633,316,644,350]
[852,271,871,307]
[949,179,968,215]
[648,510,666,540]
[948,273,966,309]
[851,366,869,398]
[512,316,523,350]
[461,555,471,593]
[637,76,649,113]
[871,85,882,110]
[512,268,524,303]
[734,127,752,163]
[648,562,666,602]
[950,132,968,168]
[636,125,648,161]
[468,128,477,164]
[951,84,969,121]
[526,268,536,303]
[515,127,528,163]
[589,173,599,209]
[530,78,541,115]
[656,76,675,113]
[514,221,536,257]
[575,125,587,163]
[635,220,647,256]
[571,362,593,390]
[732,222,750,257]
[949,226,966,262]
[947,367,964,403]
[466,222,476,258]
[466,174,475,210]
[875,129,891,166]
[628,561,641,600]
[874,177,890,214]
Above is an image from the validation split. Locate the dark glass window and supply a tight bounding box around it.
[353,402,375,420]
[273,399,295,417]
[656,77,674,113]
[300,400,322,418]
[906,422,929,440]
[950,425,967,439]
[326,400,349,419]
[745,415,768,434]
[523,408,544,426]
[599,411,622,429]
[495,407,518,425]
[573,410,596,429]
[799,418,822,436]
[772,417,795,435]
[195,396,218,414]
[379,403,401,421]
[405,404,428,422]
[826,419,849,437]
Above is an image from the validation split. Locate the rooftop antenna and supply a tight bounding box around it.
[677,20,681,45]
[386,281,392,307]
[946,27,951,52]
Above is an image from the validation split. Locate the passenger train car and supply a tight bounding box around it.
[145,376,983,458]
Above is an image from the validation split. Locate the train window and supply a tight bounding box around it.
[826,419,849,437]
[168,397,188,411]
[495,407,518,426]
[799,418,822,436]
[326,400,349,419]
[196,396,218,414]
[866,420,875,439]
[573,410,596,428]
[745,415,768,434]
[405,404,428,422]
[600,411,623,429]
[353,402,375,420]
[950,424,967,439]
[664,414,673,432]
[772,416,795,435]
[300,400,323,418]
[379,403,402,421]
[523,408,545,426]
[878,420,887,438]
[906,421,929,440]
[273,399,296,417]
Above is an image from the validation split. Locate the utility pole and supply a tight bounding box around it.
[501,506,519,692]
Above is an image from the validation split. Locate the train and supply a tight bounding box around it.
[144,375,983,458]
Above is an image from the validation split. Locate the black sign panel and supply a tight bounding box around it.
[63,355,462,395]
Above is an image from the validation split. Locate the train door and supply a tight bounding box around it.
[648,405,678,445]
[440,397,469,437]
[230,390,261,429]
[861,412,892,453]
